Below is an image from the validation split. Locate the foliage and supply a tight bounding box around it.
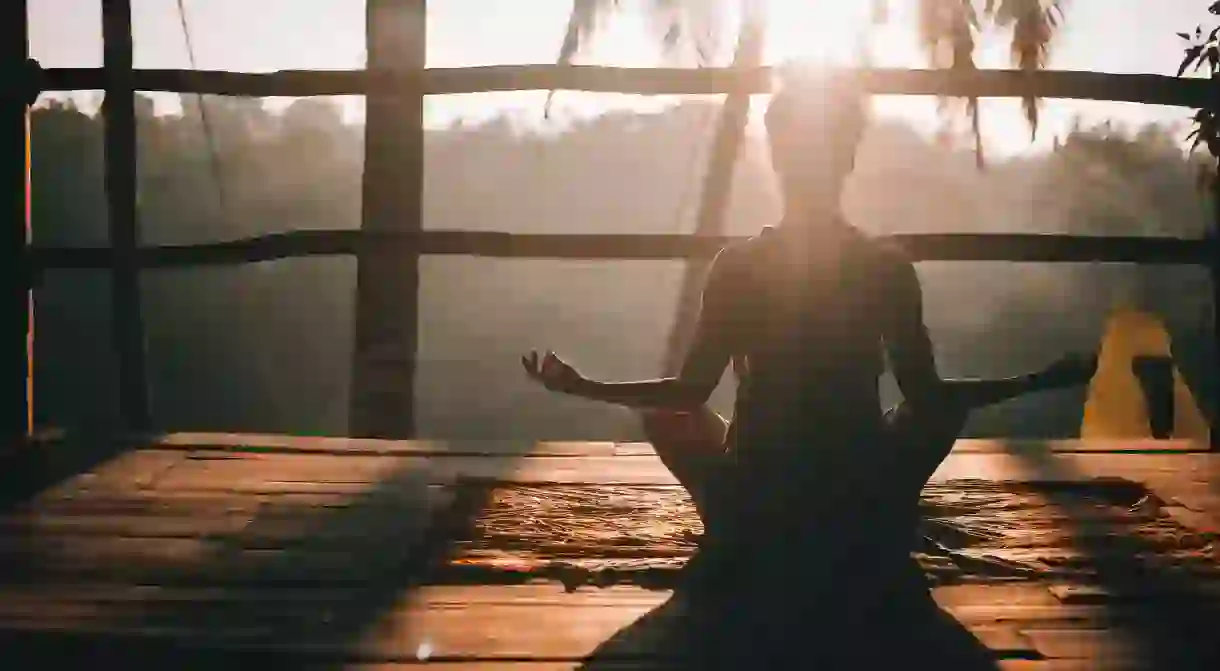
[907,0,1066,167]
[545,0,727,116]
[1177,0,1220,182]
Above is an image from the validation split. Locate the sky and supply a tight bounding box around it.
[27,0,1218,157]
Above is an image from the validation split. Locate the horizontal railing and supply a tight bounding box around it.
[29,231,1218,270]
[35,65,1218,109]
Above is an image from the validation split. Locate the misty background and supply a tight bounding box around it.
[29,94,1218,441]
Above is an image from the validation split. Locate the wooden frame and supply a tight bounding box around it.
[34,65,1220,108]
[22,1,1220,445]
[9,0,31,448]
[350,0,426,439]
[100,0,151,432]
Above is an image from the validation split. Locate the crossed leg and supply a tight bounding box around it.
[639,395,968,533]
[638,406,731,527]
[640,355,1098,533]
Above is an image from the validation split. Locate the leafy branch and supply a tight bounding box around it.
[1177,2,1220,159]
[1177,2,1220,200]
[877,0,1067,169]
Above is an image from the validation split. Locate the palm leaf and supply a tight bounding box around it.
[916,1,986,165]
[545,0,726,118]
[990,0,1065,141]
[917,0,1065,168]
[546,0,622,118]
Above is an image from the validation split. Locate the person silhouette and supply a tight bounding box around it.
[523,66,1097,668]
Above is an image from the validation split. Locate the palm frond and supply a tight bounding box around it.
[917,0,1065,168]
[546,0,622,118]
[988,0,1065,141]
[918,0,977,68]
[918,0,986,165]
[546,0,726,118]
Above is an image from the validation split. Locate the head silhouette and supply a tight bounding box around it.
[764,66,870,221]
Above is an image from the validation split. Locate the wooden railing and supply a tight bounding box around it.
[28,231,1220,268]
[15,0,1220,446]
[32,64,1220,107]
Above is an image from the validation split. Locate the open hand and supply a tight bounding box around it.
[522,350,584,394]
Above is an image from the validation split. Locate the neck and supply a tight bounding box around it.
[778,205,851,243]
[781,186,851,230]
[784,192,844,217]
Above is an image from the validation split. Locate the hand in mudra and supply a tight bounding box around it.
[522,350,583,393]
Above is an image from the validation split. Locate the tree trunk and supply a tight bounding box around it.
[349,0,427,438]
[663,10,765,375]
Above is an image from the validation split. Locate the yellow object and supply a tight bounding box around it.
[1080,307,1210,442]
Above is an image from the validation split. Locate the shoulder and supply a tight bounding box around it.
[856,233,916,278]
[710,227,771,273]
[701,228,773,298]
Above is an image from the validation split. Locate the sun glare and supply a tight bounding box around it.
[747,0,932,136]
[746,1,1047,156]
[763,1,876,67]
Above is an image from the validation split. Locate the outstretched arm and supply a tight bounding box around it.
[523,250,739,410]
[881,256,941,408]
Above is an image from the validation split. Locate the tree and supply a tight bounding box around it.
[1177,1,1220,194]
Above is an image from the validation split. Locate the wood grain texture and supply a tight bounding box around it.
[3,438,1219,667]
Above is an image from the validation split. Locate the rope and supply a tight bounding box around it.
[175,0,229,220]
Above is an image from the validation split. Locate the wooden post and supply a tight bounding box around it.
[101,0,151,432]
[1211,155,1220,452]
[7,1,31,449]
[1208,72,1220,452]
[663,9,765,375]
[349,0,427,438]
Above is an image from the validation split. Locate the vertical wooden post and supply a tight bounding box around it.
[7,1,31,449]
[101,0,151,432]
[1208,73,1220,452]
[1210,156,1220,452]
[349,0,426,438]
[663,9,765,375]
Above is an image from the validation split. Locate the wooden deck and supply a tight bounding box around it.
[2,433,1220,669]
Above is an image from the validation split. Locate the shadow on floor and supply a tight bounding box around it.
[0,437,510,669]
[1002,440,1220,670]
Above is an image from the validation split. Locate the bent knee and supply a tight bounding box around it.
[640,407,726,446]
[639,409,693,439]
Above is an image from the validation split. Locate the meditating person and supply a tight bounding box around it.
[522,66,1096,667]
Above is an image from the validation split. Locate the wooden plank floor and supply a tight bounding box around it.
[2,434,1219,669]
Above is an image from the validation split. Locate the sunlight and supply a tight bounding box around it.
[747,0,1059,157]
[763,0,876,67]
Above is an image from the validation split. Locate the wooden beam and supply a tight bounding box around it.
[29,231,1217,268]
[101,0,151,432]
[7,1,30,448]
[38,65,1218,110]
[1211,156,1220,452]
[349,0,426,440]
